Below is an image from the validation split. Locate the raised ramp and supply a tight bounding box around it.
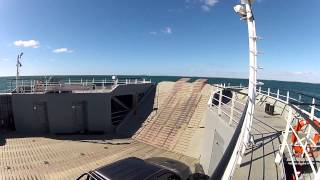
[173,84,212,157]
[133,79,208,152]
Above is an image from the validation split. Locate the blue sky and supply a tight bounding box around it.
[0,0,319,83]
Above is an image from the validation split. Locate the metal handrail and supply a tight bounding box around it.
[2,78,152,94]
[211,100,249,179]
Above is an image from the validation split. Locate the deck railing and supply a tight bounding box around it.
[244,86,320,179]
[209,84,247,126]
[209,84,251,179]
[258,88,320,179]
[209,84,320,179]
[1,77,152,94]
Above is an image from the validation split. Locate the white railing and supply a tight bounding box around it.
[210,83,320,179]
[1,77,152,94]
[275,106,320,179]
[257,87,320,179]
[209,85,247,126]
[209,84,252,179]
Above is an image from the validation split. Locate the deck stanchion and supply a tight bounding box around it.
[229,92,235,125]
[298,94,302,108]
[275,107,293,163]
[267,88,270,96]
[68,78,71,85]
[259,86,261,94]
[305,98,316,142]
[276,89,280,99]
[286,91,290,104]
[218,90,223,116]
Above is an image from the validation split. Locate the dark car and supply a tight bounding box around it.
[77,157,192,180]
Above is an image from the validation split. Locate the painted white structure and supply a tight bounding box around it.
[222,0,259,179]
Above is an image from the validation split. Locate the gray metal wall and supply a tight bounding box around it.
[11,84,153,134]
[200,107,235,175]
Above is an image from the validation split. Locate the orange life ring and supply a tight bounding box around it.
[291,119,320,156]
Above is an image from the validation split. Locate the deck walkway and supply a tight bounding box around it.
[233,100,286,180]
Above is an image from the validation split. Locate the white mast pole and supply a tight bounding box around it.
[240,0,258,157]
[222,1,258,179]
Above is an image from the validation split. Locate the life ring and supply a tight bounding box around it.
[291,119,320,156]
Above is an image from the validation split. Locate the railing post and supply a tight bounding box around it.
[218,89,223,116]
[298,94,302,108]
[80,78,83,85]
[45,80,48,91]
[277,89,280,99]
[275,107,293,163]
[59,83,62,94]
[33,80,36,92]
[102,79,105,89]
[229,92,235,125]
[68,78,71,85]
[286,91,290,104]
[143,78,145,83]
[267,88,270,96]
[259,86,261,94]
[92,78,95,84]
[304,98,315,150]
[311,98,315,119]
[135,79,138,84]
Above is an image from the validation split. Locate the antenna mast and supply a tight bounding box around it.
[16,52,23,91]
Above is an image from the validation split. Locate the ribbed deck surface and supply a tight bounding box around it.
[0,79,212,179]
[133,79,208,153]
[0,135,197,180]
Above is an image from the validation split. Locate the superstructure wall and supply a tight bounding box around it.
[10,83,153,134]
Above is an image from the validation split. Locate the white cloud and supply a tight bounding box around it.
[14,40,40,48]
[201,5,211,12]
[162,27,172,34]
[201,0,219,12]
[0,58,9,62]
[53,48,73,53]
[149,31,158,35]
[186,0,219,12]
[149,27,172,36]
[203,0,219,6]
